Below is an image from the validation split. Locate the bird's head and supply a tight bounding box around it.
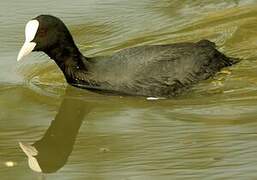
[17,15,74,61]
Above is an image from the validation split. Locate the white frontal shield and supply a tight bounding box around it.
[17,20,39,61]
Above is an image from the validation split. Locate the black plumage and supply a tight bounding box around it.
[26,15,238,97]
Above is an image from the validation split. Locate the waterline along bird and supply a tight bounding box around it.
[17,15,238,97]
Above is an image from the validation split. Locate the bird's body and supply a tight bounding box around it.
[60,40,235,97]
[17,15,238,97]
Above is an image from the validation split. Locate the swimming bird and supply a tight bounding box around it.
[17,15,238,97]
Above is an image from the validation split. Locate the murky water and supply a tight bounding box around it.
[1,0,257,179]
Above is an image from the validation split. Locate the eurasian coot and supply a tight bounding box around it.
[17,15,238,97]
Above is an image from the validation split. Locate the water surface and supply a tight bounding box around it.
[1,0,257,179]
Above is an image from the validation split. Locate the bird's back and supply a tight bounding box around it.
[85,40,236,97]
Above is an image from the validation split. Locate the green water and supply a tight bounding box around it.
[1,0,257,179]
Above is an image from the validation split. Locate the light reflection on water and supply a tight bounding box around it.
[1,0,257,179]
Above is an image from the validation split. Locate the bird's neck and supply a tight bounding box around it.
[44,42,90,85]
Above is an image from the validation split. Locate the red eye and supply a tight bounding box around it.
[38,28,47,37]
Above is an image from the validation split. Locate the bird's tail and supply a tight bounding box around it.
[197,39,241,66]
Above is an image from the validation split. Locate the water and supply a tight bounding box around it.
[1,0,257,179]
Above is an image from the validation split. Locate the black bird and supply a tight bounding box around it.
[17,15,238,97]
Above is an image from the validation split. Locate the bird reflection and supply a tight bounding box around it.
[19,86,90,173]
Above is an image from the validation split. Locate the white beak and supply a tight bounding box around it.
[17,42,36,61]
[19,142,42,173]
[17,20,39,61]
